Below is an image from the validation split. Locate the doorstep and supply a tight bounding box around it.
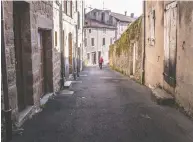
[151,88,175,106]
[40,93,54,106]
[16,106,34,128]
[16,92,55,128]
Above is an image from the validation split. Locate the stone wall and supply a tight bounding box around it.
[109,17,143,82]
[3,1,18,119]
[144,1,193,117]
[2,1,54,120]
[175,1,193,116]
[30,1,54,106]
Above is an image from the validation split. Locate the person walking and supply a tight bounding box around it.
[99,56,104,69]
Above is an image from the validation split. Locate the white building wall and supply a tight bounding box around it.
[53,0,84,77]
[85,28,116,65]
[77,0,84,70]
[116,21,129,40]
[53,1,61,52]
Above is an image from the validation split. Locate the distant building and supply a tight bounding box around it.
[84,9,136,65]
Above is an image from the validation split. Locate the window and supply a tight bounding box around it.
[102,38,105,45]
[75,0,78,11]
[64,1,67,14]
[65,0,72,17]
[110,38,112,44]
[103,28,106,33]
[78,12,80,29]
[91,38,94,46]
[87,53,90,60]
[89,29,91,33]
[85,38,87,47]
[102,12,105,22]
[94,12,96,17]
[148,9,155,46]
[55,0,60,5]
[55,31,57,46]
[84,30,86,37]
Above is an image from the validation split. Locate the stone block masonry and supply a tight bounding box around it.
[109,16,143,83]
[1,1,59,127]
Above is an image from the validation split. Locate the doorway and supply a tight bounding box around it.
[164,1,177,87]
[13,1,30,111]
[92,52,96,64]
[98,51,101,63]
[38,31,46,97]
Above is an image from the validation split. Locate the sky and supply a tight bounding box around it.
[85,0,143,17]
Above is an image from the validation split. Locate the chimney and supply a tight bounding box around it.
[125,11,127,16]
[130,13,134,18]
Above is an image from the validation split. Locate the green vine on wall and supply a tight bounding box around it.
[109,16,142,57]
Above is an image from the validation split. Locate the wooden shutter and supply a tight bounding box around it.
[70,0,72,17]
[64,1,67,14]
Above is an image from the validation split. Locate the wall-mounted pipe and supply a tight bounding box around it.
[142,0,146,85]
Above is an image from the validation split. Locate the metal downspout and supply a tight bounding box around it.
[59,4,64,87]
[142,0,146,85]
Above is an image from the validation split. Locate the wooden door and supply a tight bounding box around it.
[13,4,26,111]
[164,1,177,87]
[38,31,45,97]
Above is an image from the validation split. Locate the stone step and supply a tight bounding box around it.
[64,81,72,89]
[151,88,175,106]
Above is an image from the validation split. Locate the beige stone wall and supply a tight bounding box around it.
[109,17,143,82]
[144,1,164,88]
[2,1,55,121]
[175,1,193,116]
[145,1,193,116]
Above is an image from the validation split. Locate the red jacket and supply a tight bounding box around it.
[99,57,103,63]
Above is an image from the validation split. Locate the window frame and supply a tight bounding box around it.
[102,38,105,46]
[91,38,94,46]
[55,31,58,46]
[85,38,87,47]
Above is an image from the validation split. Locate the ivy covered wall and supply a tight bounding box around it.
[109,16,143,82]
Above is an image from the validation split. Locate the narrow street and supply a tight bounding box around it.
[11,66,193,142]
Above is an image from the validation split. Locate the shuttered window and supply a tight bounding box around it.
[78,11,80,29]
[55,31,57,46]
[65,0,72,17]
[91,38,94,46]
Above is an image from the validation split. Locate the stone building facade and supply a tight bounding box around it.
[1,0,84,128]
[144,1,193,116]
[2,0,55,124]
[53,0,84,80]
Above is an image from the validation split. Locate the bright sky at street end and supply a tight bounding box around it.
[85,0,143,17]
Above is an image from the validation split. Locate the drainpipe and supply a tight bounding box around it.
[1,2,12,141]
[142,0,146,85]
[59,3,65,87]
[81,0,84,70]
[73,25,77,80]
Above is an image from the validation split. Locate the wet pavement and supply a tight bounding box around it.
[11,66,193,142]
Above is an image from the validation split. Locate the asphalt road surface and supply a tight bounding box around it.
[11,66,193,142]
